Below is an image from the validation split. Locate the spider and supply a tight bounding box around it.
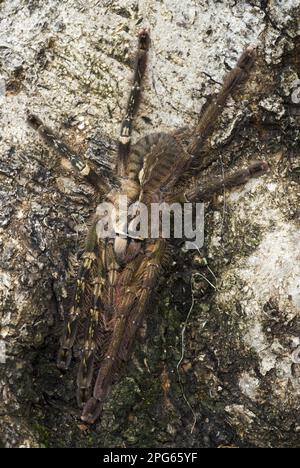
[27,29,268,424]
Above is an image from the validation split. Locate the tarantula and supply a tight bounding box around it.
[27,30,267,424]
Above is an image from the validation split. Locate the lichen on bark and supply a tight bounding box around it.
[0,0,299,448]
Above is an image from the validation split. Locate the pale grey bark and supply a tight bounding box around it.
[0,0,299,448]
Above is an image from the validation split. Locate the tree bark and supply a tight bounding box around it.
[0,0,299,448]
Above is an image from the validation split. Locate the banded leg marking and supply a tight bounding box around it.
[27,113,109,192]
[57,224,99,370]
[77,278,105,407]
[117,29,150,177]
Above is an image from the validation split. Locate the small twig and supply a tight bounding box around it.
[176,242,218,432]
[207,264,218,284]
[176,275,198,434]
[194,271,216,290]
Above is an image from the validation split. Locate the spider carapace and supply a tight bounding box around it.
[27,29,268,424]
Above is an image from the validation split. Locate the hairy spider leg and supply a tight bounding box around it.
[80,292,135,424]
[117,239,166,360]
[77,236,139,410]
[27,113,109,192]
[57,222,99,370]
[117,29,150,177]
[188,46,257,158]
[76,232,127,408]
[106,239,120,307]
[81,240,165,424]
[183,161,269,202]
[76,259,106,407]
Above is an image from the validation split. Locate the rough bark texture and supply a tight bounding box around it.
[0,0,300,448]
